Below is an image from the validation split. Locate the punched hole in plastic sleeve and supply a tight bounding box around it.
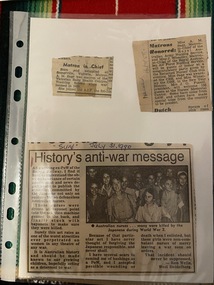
[8,182,16,195]
[11,137,19,145]
[15,66,22,78]
[14,90,21,102]
[16,40,24,48]
[5,241,13,249]
[7,208,15,220]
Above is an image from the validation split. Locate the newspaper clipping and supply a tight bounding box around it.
[28,142,195,274]
[133,35,212,112]
[52,56,114,98]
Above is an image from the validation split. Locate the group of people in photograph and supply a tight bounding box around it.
[86,166,190,224]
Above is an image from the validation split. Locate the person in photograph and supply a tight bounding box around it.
[132,171,145,208]
[86,182,107,223]
[87,167,97,180]
[86,167,98,197]
[99,172,114,198]
[133,171,144,190]
[156,171,164,187]
[146,174,156,187]
[121,175,129,192]
[176,171,190,222]
[135,188,171,223]
[107,178,135,223]
[121,175,137,214]
[165,168,177,190]
[144,174,161,207]
[161,178,184,222]
[154,171,164,206]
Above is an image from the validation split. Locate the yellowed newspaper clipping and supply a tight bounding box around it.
[28,142,195,274]
[133,35,211,112]
[52,56,113,98]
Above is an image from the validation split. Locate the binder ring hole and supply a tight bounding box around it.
[5,241,13,249]
[7,208,15,220]
[11,137,19,145]
[16,40,24,48]
[8,182,16,195]
[15,66,22,78]
[145,143,154,146]
[14,90,21,102]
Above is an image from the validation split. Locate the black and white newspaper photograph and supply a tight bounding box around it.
[86,165,190,224]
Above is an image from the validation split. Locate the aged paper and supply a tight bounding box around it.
[133,35,212,112]
[28,142,195,274]
[18,17,212,283]
[52,56,113,97]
